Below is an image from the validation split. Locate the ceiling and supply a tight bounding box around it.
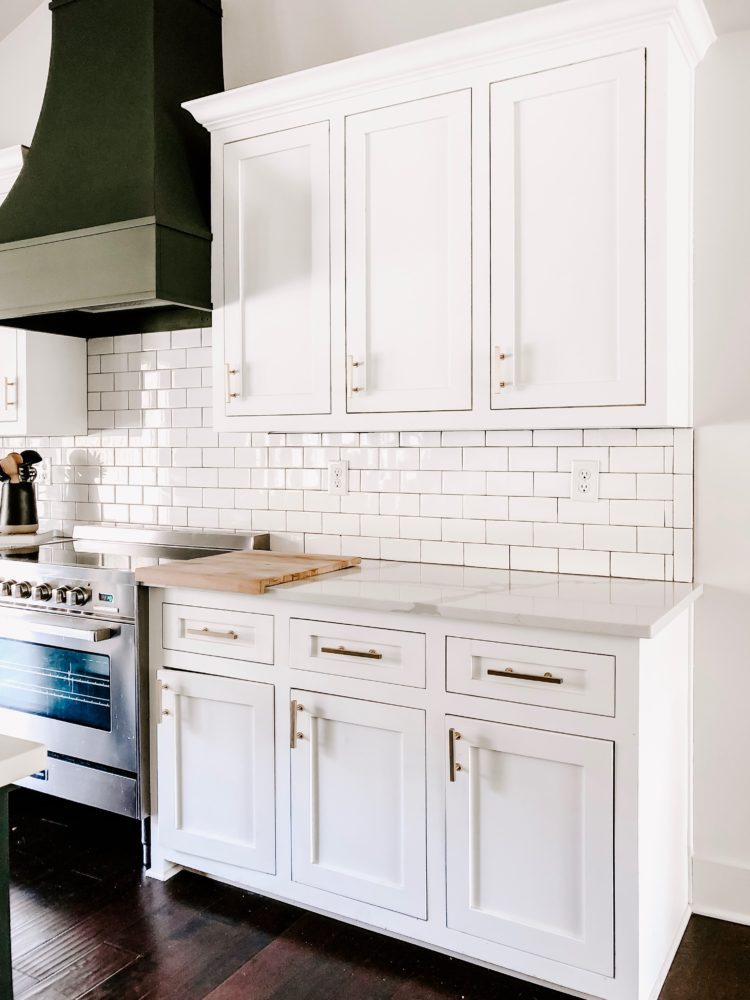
[0,0,42,41]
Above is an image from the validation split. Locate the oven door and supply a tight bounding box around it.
[0,609,137,773]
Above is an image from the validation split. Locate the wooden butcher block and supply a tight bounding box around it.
[135,550,361,595]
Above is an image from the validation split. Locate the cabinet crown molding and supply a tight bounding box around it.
[185,0,715,132]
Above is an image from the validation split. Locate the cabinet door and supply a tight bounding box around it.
[223,122,331,416]
[446,716,614,976]
[0,329,17,425]
[490,51,645,409]
[290,690,426,917]
[157,669,275,873]
[345,91,472,413]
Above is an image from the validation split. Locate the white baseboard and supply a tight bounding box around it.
[692,857,750,926]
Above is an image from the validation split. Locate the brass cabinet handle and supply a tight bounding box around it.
[492,346,511,394]
[225,363,239,403]
[3,377,16,410]
[448,727,462,782]
[320,645,383,660]
[290,700,304,749]
[157,680,170,722]
[487,667,563,685]
[346,355,363,396]
[187,627,239,641]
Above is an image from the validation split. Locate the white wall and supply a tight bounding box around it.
[0,3,50,149]
[0,0,748,923]
[692,30,750,923]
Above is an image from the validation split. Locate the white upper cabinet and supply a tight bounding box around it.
[223,122,331,417]
[0,329,86,436]
[490,51,646,411]
[345,92,472,413]
[187,0,714,430]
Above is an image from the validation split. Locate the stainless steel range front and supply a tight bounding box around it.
[0,526,269,858]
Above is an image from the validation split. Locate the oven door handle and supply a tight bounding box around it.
[25,622,116,643]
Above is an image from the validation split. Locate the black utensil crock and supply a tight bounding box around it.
[0,483,39,535]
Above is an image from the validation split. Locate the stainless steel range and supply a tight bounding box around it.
[0,526,269,859]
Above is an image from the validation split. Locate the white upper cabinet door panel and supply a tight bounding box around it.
[346,91,472,413]
[224,122,331,416]
[490,51,646,410]
[446,717,614,975]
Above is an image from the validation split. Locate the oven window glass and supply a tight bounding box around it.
[0,638,111,731]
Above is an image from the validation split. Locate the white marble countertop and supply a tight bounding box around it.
[269,560,702,638]
[0,735,46,787]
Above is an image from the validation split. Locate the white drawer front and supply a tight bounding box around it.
[163,604,274,664]
[289,619,425,687]
[446,638,614,716]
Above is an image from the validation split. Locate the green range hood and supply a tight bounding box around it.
[0,0,223,337]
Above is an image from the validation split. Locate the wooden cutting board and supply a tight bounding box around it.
[135,551,361,595]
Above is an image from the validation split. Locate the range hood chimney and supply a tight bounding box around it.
[0,0,223,337]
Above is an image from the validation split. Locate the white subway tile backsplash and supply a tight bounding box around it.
[487,520,534,546]
[508,447,556,472]
[10,346,693,582]
[511,546,558,572]
[610,447,665,473]
[674,476,693,528]
[611,552,665,581]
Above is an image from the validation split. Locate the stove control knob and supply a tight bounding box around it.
[66,587,91,608]
[53,586,71,605]
[0,580,16,598]
[11,582,32,599]
[31,584,53,602]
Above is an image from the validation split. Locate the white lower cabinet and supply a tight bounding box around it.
[150,589,692,1000]
[445,716,614,976]
[156,669,276,874]
[290,690,427,918]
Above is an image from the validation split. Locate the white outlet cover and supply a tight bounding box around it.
[328,460,349,496]
[570,459,600,502]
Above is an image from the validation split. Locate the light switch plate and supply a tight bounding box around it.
[570,459,600,502]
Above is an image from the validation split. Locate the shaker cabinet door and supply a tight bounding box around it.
[223,122,331,416]
[446,716,614,975]
[290,690,427,917]
[157,669,276,874]
[490,51,646,409]
[345,91,472,413]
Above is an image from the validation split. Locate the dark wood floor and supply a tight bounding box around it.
[7,789,749,1000]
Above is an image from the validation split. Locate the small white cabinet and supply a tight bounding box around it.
[223,121,331,417]
[489,51,646,410]
[445,717,614,976]
[0,328,86,436]
[290,690,427,917]
[156,669,276,874]
[345,91,472,413]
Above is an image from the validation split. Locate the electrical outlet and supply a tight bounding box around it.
[38,458,51,487]
[328,460,349,496]
[570,459,600,502]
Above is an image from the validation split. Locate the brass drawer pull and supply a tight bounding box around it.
[449,727,462,782]
[320,645,383,660]
[487,667,563,685]
[187,627,239,641]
